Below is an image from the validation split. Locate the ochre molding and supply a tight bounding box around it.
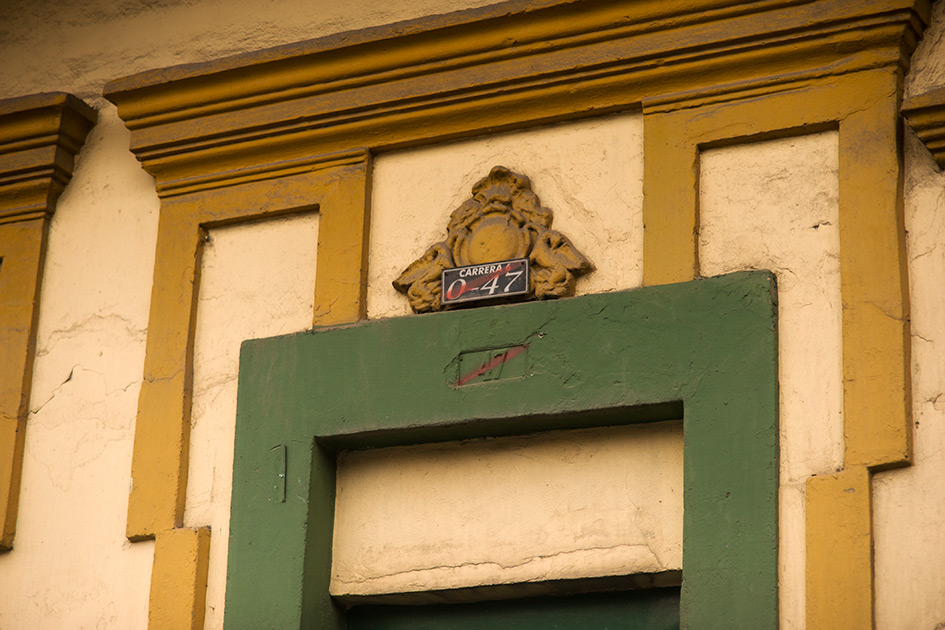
[393,165,592,312]
[126,155,370,628]
[103,1,929,628]
[0,92,96,224]
[104,0,927,195]
[642,68,911,629]
[127,154,370,539]
[0,92,96,551]
[148,527,211,630]
[903,85,945,169]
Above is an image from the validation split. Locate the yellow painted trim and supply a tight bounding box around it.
[641,69,910,629]
[125,156,370,627]
[312,159,372,326]
[104,0,927,195]
[0,220,47,550]
[104,1,928,627]
[0,93,96,551]
[839,92,912,470]
[148,527,211,630]
[806,468,873,630]
[641,115,699,285]
[127,156,370,539]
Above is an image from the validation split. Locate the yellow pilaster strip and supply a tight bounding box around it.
[806,72,910,630]
[0,220,47,549]
[148,527,211,630]
[806,468,873,630]
[642,115,699,285]
[127,215,201,538]
[313,160,371,326]
[838,94,911,469]
[0,93,96,551]
[643,69,911,629]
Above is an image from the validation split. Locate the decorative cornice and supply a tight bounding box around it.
[903,85,945,170]
[0,93,97,224]
[104,0,930,197]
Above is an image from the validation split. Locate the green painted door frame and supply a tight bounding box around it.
[225,271,779,629]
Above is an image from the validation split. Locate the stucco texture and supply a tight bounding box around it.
[1,0,945,628]
[186,214,318,629]
[332,422,683,595]
[0,0,502,106]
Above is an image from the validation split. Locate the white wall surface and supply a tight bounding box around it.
[0,1,500,627]
[873,126,945,630]
[0,0,502,106]
[1,0,944,627]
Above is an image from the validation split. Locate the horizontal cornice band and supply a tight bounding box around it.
[0,93,98,221]
[104,0,930,195]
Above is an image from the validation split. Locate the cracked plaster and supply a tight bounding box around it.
[905,0,945,100]
[2,0,944,627]
[1,1,500,625]
[0,102,157,630]
[0,0,501,106]
[871,7,945,626]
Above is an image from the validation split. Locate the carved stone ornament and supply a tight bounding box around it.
[393,166,593,313]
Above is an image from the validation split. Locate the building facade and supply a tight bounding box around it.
[2,0,945,628]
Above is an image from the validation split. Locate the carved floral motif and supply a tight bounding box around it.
[394,166,593,313]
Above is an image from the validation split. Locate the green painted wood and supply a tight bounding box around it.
[347,587,680,630]
[224,271,779,629]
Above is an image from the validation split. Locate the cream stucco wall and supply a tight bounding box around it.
[699,131,842,630]
[362,116,842,627]
[872,126,945,630]
[348,111,654,597]
[0,0,501,105]
[332,422,683,597]
[904,0,945,100]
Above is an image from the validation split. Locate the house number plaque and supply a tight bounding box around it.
[441,258,529,305]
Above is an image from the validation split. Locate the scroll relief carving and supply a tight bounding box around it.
[394,166,593,313]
